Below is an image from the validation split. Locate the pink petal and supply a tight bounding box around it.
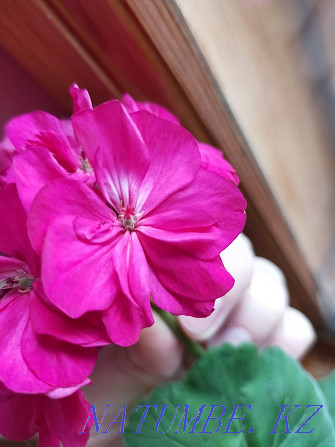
[140,169,246,254]
[13,147,67,211]
[28,178,114,254]
[0,388,91,447]
[0,184,38,271]
[40,390,92,447]
[30,281,110,347]
[0,294,51,393]
[139,232,235,317]
[131,111,201,213]
[103,232,154,345]
[123,94,179,123]
[6,111,64,152]
[21,317,97,389]
[199,142,239,185]
[103,290,153,346]
[73,101,150,198]
[26,130,79,172]
[0,388,38,441]
[41,215,119,317]
[70,83,93,112]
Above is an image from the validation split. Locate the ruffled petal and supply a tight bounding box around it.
[0,184,37,267]
[21,318,97,389]
[139,232,235,317]
[30,281,110,347]
[199,142,239,185]
[141,169,246,255]
[28,178,114,254]
[13,147,67,211]
[131,111,201,213]
[41,214,120,317]
[70,83,93,113]
[73,101,150,202]
[0,293,51,393]
[123,94,179,123]
[102,231,154,346]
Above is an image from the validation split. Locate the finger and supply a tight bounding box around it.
[208,257,289,347]
[262,307,316,359]
[85,311,183,446]
[178,233,255,340]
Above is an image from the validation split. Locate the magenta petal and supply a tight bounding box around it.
[0,294,51,393]
[0,389,38,441]
[199,142,239,185]
[131,111,201,213]
[0,389,91,447]
[21,318,97,389]
[6,111,64,151]
[40,390,92,447]
[0,184,37,266]
[70,83,93,112]
[123,94,179,123]
[103,290,154,346]
[14,147,67,211]
[138,225,223,260]
[141,169,246,254]
[102,232,154,345]
[139,232,235,316]
[73,101,150,201]
[30,282,110,347]
[28,178,114,254]
[42,215,119,317]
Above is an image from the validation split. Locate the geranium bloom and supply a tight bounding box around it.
[0,383,92,447]
[0,184,97,393]
[29,99,246,346]
[5,85,94,211]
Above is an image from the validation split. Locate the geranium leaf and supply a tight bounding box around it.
[320,372,335,423]
[124,344,335,446]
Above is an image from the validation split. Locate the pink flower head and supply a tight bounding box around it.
[0,383,92,447]
[29,100,246,346]
[6,105,94,211]
[0,184,97,394]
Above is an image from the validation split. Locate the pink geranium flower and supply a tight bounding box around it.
[0,383,92,447]
[0,136,15,187]
[0,184,97,393]
[29,100,246,346]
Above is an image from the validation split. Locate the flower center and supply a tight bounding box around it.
[0,271,35,298]
[118,204,142,232]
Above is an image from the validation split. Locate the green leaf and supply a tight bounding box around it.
[320,372,335,422]
[124,344,335,446]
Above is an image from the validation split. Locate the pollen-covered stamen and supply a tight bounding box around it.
[0,270,35,297]
[118,203,143,232]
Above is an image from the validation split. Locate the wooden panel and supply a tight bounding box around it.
[0,0,325,325]
[0,0,119,111]
[126,0,323,326]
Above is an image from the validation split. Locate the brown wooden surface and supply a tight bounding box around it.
[126,0,323,326]
[0,0,326,327]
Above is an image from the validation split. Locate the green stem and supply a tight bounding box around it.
[152,304,206,359]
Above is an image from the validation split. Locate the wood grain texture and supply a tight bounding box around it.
[0,0,119,111]
[126,0,324,325]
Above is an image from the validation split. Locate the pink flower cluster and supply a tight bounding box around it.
[0,85,246,445]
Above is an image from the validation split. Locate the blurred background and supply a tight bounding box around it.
[0,0,335,371]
